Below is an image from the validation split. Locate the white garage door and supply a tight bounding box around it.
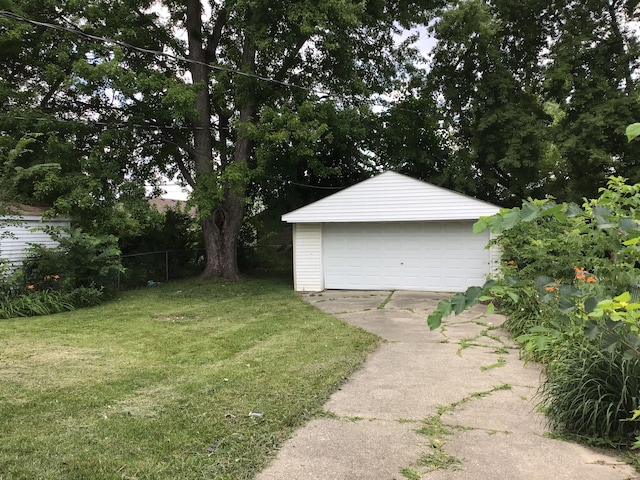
[323,222,492,292]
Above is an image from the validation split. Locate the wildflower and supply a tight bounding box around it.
[586,277,597,283]
[574,266,586,280]
[545,286,556,291]
[53,274,60,280]
[27,285,34,290]
[507,260,515,265]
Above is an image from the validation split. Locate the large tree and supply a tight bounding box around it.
[544,0,640,201]
[426,0,640,205]
[0,0,439,280]
[427,0,552,206]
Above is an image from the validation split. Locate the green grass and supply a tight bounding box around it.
[377,291,395,309]
[0,277,380,480]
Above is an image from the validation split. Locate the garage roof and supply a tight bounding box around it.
[282,171,501,223]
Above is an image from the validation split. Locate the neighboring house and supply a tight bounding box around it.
[0,205,70,267]
[148,198,197,217]
[282,171,502,292]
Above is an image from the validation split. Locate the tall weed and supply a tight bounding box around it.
[542,342,640,446]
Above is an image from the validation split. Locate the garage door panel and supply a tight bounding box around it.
[323,222,491,292]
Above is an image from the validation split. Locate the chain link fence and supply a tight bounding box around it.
[117,245,292,290]
[238,244,292,274]
[117,249,206,290]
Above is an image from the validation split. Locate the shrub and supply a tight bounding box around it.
[429,176,640,447]
[22,227,123,294]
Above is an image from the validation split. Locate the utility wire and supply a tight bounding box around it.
[0,10,311,93]
[0,11,404,192]
[0,115,348,191]
[0,114,206,131]
[0,10,424,115]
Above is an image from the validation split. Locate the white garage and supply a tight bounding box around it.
[282,171,502,292]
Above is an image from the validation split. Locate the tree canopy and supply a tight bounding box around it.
[0,0,444,278]
[1,0,639,276]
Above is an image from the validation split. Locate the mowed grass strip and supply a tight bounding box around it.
[0,277,380,480]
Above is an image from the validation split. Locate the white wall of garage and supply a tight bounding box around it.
[283,172,502,292]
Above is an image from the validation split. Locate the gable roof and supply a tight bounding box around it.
[281,171,501,223]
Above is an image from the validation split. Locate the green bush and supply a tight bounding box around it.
[429,176,640,447]
[22,227,123,293]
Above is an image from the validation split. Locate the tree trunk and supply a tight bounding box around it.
[187,0,256,280]
[199,192,243,281]
[186,0,232,280]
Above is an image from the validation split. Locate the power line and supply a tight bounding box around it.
[0,10,312,93]
[0,113,205,131]
[0,10,425,115]
[0,115,348,191]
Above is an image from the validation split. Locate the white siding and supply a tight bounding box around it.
[488,232,502,278]
[0,216,70,267]
[282,171,501,223]
[292,223,323,292]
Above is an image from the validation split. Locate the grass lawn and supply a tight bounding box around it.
[0,277,380,480]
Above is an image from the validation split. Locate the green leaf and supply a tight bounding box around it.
[486,302,495,314]
[520,203,540,222]
[427,312,443,330]
[465,286,483,304]
[619,217,640,233]
[534,276,555,288]
[565,202,583,218]
[436,300,453,318]
[627,409,640,422]
[592,205,612,217]
[500,209,521,230]
[558,296,576,313]
[542,203,566,222]
[626,123,640,142]
[559,285,582,297]
[534,336,548,351]
[584,296,599,313]
[487,214,505,233]
[472,218,488,234]
[451,293,467,315]
[506,291,520,303]
[584,320,600,340]
[601,332,621,352]
[615,292,632,303]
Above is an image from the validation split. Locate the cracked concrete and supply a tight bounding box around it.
[255,290,638,480]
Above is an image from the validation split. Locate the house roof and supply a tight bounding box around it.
[5,204,49,216]
[148,198,197,217]
[281,171,501,223]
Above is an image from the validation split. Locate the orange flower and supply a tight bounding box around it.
[586,277,597,283]
[545,286,556,291]
[574,266,586,281]
[507,260,515,265]
[53,274,60,280]
[27,285,34,290]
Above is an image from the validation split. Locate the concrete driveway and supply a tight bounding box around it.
[256,290,638,480]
